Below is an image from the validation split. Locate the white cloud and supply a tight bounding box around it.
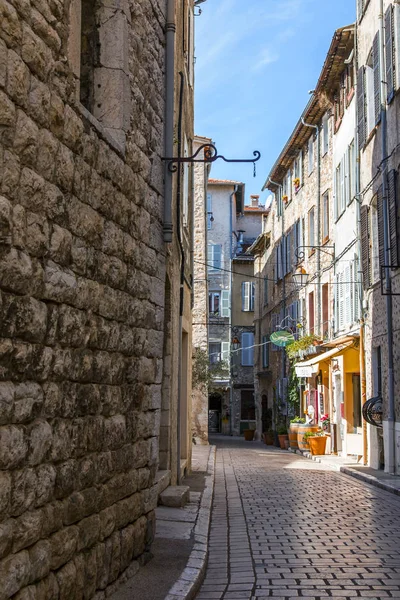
[253,48,279,71]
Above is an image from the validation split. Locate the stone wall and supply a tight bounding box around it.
[0,0,167,596]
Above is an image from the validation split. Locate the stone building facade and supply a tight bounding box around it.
[357,0,400,474]
[251,27,362,448]
[0,0,194,597]
[191,135,211,445]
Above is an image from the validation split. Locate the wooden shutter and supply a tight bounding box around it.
[360,204,371,289]
[221,342,230,364]
[373,31,381,125]
[353,255,360,323]
[241,332,254,366]
[386,5,395,103]
[388,169,399,266]
[357,67,366,150]
[344,265,352,324]
[250,282,255,311]
[221,290,230,318]
[377,184,385,277]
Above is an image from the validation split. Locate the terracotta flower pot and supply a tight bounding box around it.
[278,434,288,449]
[263,432,274,445]
[244,429,255,441]
[308,436,327,456]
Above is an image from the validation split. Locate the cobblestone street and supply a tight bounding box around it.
[196,436,400,600]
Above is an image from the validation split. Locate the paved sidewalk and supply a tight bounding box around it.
[111,444,215,600]
[196,435,400,600]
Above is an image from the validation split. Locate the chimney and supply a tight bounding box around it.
[250,194,259,208]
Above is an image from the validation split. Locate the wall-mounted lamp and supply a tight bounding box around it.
[232,336,240,351]
[293,266,309,289]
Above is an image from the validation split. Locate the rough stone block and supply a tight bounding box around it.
[13,381,43,423]
[55,560,76,600]
[21,23,52,80]
[159,486,190,508]
[11,468,36,516]
[13,508,43,552]
[0,550,31,599]
[0,0,22,48]
[28,539,51,583]
[49,525,79,570]
[0,424,27,468]
[0,381,14,425]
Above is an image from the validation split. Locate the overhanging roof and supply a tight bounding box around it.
[263,25,355,192]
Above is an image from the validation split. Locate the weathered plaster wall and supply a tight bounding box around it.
[0,0,169,596]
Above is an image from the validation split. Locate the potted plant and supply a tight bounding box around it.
[282,194,288,204]
[294,177,301,192]
[277,424,289,449]
[243,421,256,441]
[288,417,306,450]
[263,429,274,445]
[321,414,330,431]
[303,429,327,455]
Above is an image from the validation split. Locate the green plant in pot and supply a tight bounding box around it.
[263,429,274,445]
[277,424,289,449]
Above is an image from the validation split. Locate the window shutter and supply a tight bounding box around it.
[221,290,230,318]
[353,255,360,323]
[334,274,338,333]
[299,151,303,184]
[388,169,399,266]
[207,193,212,229]
[334,165,338,221]
[339,271,344,330]
[357,67,366,150]
[360,205,371,289]
[373,31,381,125]
[340,158,346,214]
[386,5,395,103]
[377,184,385,278]
[250,282,255,311]
[241,332,254,366]
[242,282,250,311]
[221,342,230,364]
[344,264,352,325]
[214,244,222,270]
[275,247,279,281]
[287,230,291,274]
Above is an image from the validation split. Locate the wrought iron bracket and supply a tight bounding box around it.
[380,265,400,295]
[295,245,335,263]
[162,143,261,177]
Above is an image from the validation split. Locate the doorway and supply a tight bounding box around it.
[209,393,222,433]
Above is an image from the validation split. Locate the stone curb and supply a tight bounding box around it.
[163,444,216,600]
[340,465,400,496]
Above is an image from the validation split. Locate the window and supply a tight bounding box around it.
[207,193,212,230]
[308,207,315,249]
[242,282,255,312]
[209,342,221,364]
[73,0,130,148]
[322,284,329,339]
[348,140,356,204]
[359,34,381,149]
[334,158,346,220]
[282,170,292,203]
[207,244,222,271]
[322,114,329,155]
[241,332,254,366]
[276,188,282,217]
[308,291,315,334]
[346,60,355,100]
[263,277,268,306]
[294,152,302,187]
[385,4,396,103]
[220,290,230,318]
[357,0,370,21]
[308,136,314,175]
[262,336,269,368]
[209,292,220,316]
[322,191,329,242]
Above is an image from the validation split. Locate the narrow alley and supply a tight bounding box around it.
[196,437,400,600]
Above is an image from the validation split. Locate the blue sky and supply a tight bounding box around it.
[194,0,356,204]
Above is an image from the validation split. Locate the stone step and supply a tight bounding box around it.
[159,485,190,508]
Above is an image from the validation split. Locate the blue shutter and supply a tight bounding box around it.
[241,332,254,366]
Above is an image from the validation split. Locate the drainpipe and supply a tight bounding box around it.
[267,178,285,434]
[301,117,321,338]
[229,185,238,436]
[379,0,396,474]
[353,23,368,465]
[176,72,185,485]
[163,0,175,242]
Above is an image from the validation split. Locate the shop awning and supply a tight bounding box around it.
[294,341,353,377]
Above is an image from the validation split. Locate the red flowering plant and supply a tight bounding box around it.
[321,414,330,431]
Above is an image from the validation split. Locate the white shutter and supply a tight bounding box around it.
[394,5,400,90]
[334,167,338,221]
[221,342,230,364]
[345,147,350,208]
[214,245,222,270]
[339,271,344,330]
[340,158,346,214]
[250,282,255,311]
[221,290,230,318]
[242,282,250,311]
[344,265,352,325]
[299,151,303,184]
